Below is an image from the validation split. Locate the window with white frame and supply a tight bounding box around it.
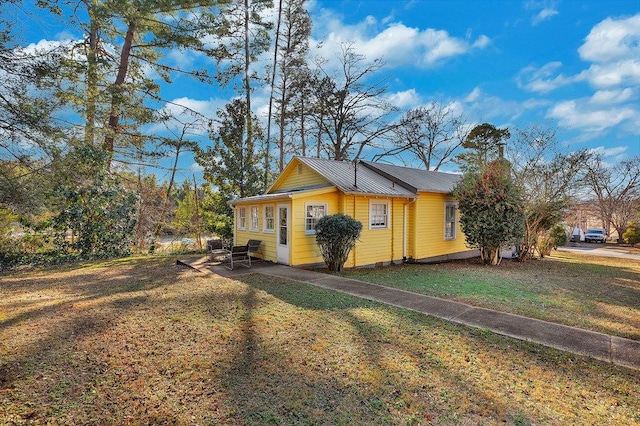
[369,200,390,229]
[238,206,246,230]
[444,202,457,239]
[263,205,275,233]
[305,203,327,234]
[249,206,259,231]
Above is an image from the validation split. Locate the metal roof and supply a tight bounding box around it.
[228,192,292,206]
[361,161,461,193]
[229,157,461,206]
[296,157,416,198]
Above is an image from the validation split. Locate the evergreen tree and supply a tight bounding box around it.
[456,123,510,172]
[454,161,525,265]
[212,0,272,179]
[270,0,312,171]
[196,99,265,199]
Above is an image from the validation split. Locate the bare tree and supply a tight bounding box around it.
[373,101,468,170]
[583,155,640,242]
[151,111,201,241]
[310,43,398,161]
[506,126,589,259]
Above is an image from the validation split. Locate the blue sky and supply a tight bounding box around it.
[14,0,640,183]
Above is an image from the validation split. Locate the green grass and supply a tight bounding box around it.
[1,256,639,425]
[345,251,640,340]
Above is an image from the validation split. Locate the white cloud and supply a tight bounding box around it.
[532,8,559,25]
[579,59,640,88]
[517,14,640,94]
[163,97,220,117]
[547,99,638,134]
[311,10,490,69]
[385,89,421,109]
[516,62,577,93]
[189,162,204,173]
[585,145,632,164]
[589,88,634,104]
[465,87,482,102]
[461,87,535,122]
[148,97,223,136]
[578,14,640,63]
[420,29,469,65]
[472,35,491,49]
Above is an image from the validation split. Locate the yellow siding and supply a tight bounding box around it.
[233,202,279,262]
[233,181,471,267]
[289,191,340,266]
[411,192,468,260]
[337,195,405,268]
[406,201,416,259]
[271,161,329,192]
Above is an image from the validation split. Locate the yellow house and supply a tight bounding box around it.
[228,156,476,268]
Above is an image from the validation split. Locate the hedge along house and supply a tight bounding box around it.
[228,156,476,268]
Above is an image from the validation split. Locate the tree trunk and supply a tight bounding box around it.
[243,0,253,177]
[85,0,99,147]
[153,145,181,240]
[265,0,283,184]
[105,20,136,169]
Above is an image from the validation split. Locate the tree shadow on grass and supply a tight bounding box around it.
[228,273,544,425]
[0,257,183,419]
[346,258,640,340]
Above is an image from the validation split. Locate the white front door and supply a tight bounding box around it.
[276,204,290,264]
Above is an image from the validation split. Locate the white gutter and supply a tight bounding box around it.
[403,197,418,260]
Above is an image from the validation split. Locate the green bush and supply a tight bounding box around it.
[453,161,525,265]
[622,222,640,246]
[548,224,567,248]
[315,214,362,272]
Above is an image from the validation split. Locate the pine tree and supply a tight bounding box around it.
[196,99,265,199]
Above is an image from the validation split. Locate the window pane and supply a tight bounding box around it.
[250,206,259,230]
[265,206,274,230]
[279,207,287,245]
[444,204,456,239]
[305,204,326,232]
[370,203,388,227]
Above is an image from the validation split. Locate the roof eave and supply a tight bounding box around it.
[228,193,292,207]
[341,190,417,199]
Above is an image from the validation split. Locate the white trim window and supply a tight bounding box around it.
[305,203,327,234]
[444,202,457,240]
[238,206,246,230]
[249,205,259,232]
[369,200,390,229]
[263,205,275,233]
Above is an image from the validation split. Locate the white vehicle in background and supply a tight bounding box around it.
[584,228,607,243]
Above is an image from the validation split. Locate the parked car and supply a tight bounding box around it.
[584,228,607,243]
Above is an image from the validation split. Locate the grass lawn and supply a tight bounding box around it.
[346,250,640,341]
[1,256,639,425]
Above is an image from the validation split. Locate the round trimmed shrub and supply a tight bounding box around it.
[315,214,362,272]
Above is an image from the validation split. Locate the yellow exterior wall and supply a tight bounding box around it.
[289,190,340,266]
[233,202,279,262]
[410,192,468,260]
[406,200,416,259]
[271,161,329,192]
[338,195,406,268]
[232,184,470,267]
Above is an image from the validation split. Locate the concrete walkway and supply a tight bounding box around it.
[180,257,640,370]
[557,245,640,261]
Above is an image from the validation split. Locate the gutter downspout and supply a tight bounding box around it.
[353,194,357,268]
[403,197,418,262]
